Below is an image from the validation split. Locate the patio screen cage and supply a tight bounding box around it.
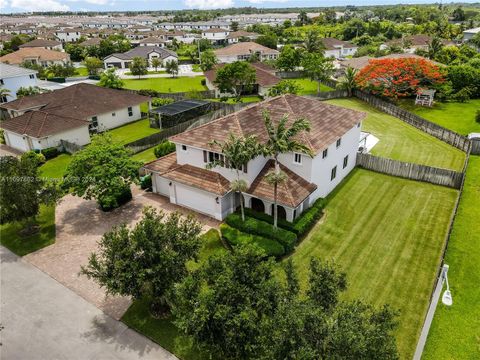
[149,99,212,129]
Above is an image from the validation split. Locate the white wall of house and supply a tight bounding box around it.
[104,56,128,69]
[1,73,37,102]
[91,104,142,132]
[202,31,230,42]
[3,125,90,152]
[55,31,82,42]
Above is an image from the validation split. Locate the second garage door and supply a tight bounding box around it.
[174,183,217,216]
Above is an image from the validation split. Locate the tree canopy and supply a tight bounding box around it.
[214,61,256,100]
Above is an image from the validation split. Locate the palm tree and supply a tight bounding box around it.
[0,86,11,103]
[337,66,358,97]
[262,110,313,229]
[428,37,444,60]
[207,133,262,221]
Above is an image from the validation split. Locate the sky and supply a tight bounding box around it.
[0,0,478,14]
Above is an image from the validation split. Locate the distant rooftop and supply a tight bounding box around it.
[0,63,37,78]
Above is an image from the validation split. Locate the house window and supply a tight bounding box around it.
[112,112,116,116]
[128,106,133,116]
[357,122,361,128]
[29,74,35,79]
[0,79,3,85]
[343,155,349,169]
[331,166,337,181]
[336,138,342,148]
[0,95,7,103]
[182,145,187,151]
[322,149,328,159]
[89,116,98,132]
[293,153,302,165]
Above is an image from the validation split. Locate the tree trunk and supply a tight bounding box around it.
[239,191,245,222]
[273,158,280,229]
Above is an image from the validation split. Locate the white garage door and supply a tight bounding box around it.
[174,184,216,215]
[5,132,29,152]
[154,175,170,196]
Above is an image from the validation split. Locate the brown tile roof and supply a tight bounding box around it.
[204,62,280,87]
[19,39,62,48]
[320,38,357,50]
[248,160,317,208]
[170,95,366,155]
[214,42,279,56]
[138,36,166,44]
[385,35,454,47]
[0,48,69,65]
[144,153,231,196]
[78,37,102,47]
[226,31,258,39]
[203,28,229,33]
[1,83,150,119]
[0,110,88,138]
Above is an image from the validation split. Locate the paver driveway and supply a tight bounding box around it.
[24,187,220,320]
[1,246,177,360]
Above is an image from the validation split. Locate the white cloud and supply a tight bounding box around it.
[184,0,233,10]
[84,0,110,4]
[247,0,287,3]
[10,0,69,11]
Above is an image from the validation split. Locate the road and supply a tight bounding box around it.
[0,246,177,360]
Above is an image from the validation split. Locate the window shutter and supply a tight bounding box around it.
[203,150,207,163]
[243,162,248,173]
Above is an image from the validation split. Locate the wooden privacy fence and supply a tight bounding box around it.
[354,91,471,152]
[307,89,348,100]
[60,139,83,154]
[356,153,464,189]
[125,89,216,101]
[471,139,480,155]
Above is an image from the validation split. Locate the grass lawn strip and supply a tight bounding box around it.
[326,98,466,171]
[288,169,457,359]
[422,155,480,359]
[294,77,332,95]
[123,76,207,93]
[107,118,160,145]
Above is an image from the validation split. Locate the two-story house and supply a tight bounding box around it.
[0,63,38,103]
[143,95,366,221]
[202,28,230,45]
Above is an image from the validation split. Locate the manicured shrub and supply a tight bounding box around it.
[292,198,326,236]
[140,174,152,190]
[242,208,296,233]
[154,141,176,158]
[151,97,175,107]
[137,89,160,97]
[98,185,132,212]
[21,151,45,166]
[201,78,206,86]
[220,224,284,257]
[451,87,472,103]
[41,147,59,160]
[225,213,297,253]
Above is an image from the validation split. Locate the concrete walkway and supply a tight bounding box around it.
[0,246,177,360]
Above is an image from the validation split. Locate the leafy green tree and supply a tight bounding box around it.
[165,59,179,78]
[255,34,278,50]
[214,61,256,100]
[21,62,47,79]
[129,56,148,78]
[82,206,202,315]
[298,10,310,26]
[63,133,141,211]
[0,155,60,233]
[303,29,324,54]
[46,63,76,78]
[452,6,465,21]
[301,53,335,94]
[150,57,161,72]
[16,86,41,98]
[337,66,358,97]
[65,43,85,62]
[307,258,347,311]
[98,68,124,89]
[230,21,239,32]
[262,110,313,228]
[200,49,218,71]
[427,37,444,60]
[276,45,302,71]
[197,38,212,52]
[267,79,301,97]
[207,133,262,221]
[84,56,103,75]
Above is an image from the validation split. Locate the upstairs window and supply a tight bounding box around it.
[29,74,35,79]
[343,155,349,169]
[128,106,133,116]
[336,138,342,148]
[293,153,302,165]
[331,166,337,181]
[322,148,328,159]
[112,112,116,116]
[0,79,4,85]
[182,145,187,151]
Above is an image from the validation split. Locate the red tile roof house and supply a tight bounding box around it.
[214,42,279,63]
[0,83,150,152]
[143,95,366,221]
[204,62,281,98]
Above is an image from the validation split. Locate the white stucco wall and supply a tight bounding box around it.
[91,105,142,132]
[1,73,37,101]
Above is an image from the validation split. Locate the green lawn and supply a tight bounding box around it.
[0,205,55,256]
[125,70,167,75]
[399,99,480,136]
[209,95,263,104]
[122,229,226,360]
[294,77,333,95]
[288,169,457,359]
[191,64,202,72]
[108,118,160,145]
[131,147,157,163]
[326,98,466,171]
[39,153,72,180]
[422,155,480,359]
[73,67,89,77]
[123,76,207,93]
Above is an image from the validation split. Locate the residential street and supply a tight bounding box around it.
[0,246,177,360]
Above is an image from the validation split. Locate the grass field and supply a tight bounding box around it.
[108,118,160,145]
[293,77,332,95]
[326,98,466,171]
[399,99,480,136]
[131,147,157,163]
[288,169,457,359]
[422,155,480,359]
[38,153,72,180]
[123,76,207,93]
[122,229,226,360]
[73,67,89,77]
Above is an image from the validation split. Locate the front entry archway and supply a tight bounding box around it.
[271,204,287,220]
[251,197,265,213]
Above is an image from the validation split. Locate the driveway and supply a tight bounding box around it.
[0,246,177,360]
[24,187,220,320]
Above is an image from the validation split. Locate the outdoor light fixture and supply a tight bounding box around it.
[441,264,453,307]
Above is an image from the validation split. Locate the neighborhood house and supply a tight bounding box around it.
[0,83,150,152]
[0,63,38,102]
[143,95,366,221]
[103,46,178,69]
[0,47,70,66]
[214,42,280,63]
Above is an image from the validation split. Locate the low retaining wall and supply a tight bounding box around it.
[306,89,348,100]
[356,153,464,189]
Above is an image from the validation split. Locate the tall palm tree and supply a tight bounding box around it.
[337,66,358,97]
[207,133,262,221]
[262,110,314,229]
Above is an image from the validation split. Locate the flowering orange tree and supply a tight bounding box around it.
[355,58,445,99]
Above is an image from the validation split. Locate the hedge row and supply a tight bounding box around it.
[220,224,285,258]
[225,213,297,253]
[242,208,296,233]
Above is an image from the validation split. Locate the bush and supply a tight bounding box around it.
[154,141,176,158]
[151,97,175,107]
[201,78,206,86]
[21,151,45,166]
[476,110,480,124]
[242,208,296,233]
[220,224,284,257]
[225,213,297,253]
[140,174,152,190]
[451,87,472,103]
[292,198,325,235]
[137,89,160,97]
[98,185,132,211]
[41,147,59,160]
